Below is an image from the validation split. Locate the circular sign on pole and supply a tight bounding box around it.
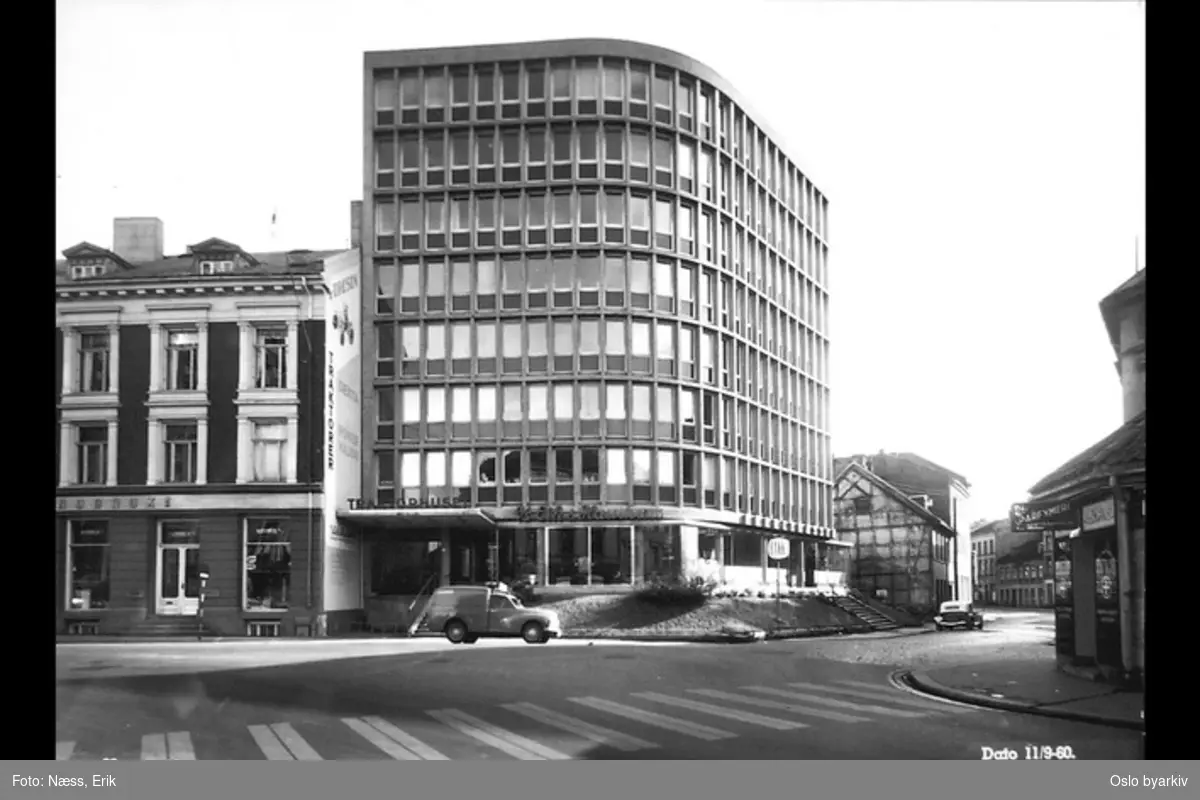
[767,537,790,561]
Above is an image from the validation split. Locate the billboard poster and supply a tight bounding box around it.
[1053,531,1075,657]
[321,250,363,613]
[1094,534,1121,668]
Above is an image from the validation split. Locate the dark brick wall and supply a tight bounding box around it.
[54,328,63,483]
[117,325,150,485]
[207,323,241,484]
[58,509,321,635]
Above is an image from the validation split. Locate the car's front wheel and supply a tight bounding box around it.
[445,620,468,644]
[521,622,545,644]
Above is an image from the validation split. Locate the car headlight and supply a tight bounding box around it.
[934,616,943,622]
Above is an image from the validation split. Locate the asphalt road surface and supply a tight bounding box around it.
[56,609,1137,760]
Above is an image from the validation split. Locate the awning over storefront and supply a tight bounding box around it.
[337,507,498,531]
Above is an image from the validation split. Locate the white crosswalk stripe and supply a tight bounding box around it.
[689,688,871,724]
[817,682,976,714]
[167,731,196,760]
[141,732,194,760]
[428,709,572,760]
[360,716,449,760]
[141,734,167,761]
[56,741,76,761]
[248,724,296,760]
[271,723,322,760]
[343,717,423,760]
[744,686,929,718]
[568,696,734,741]
[632,691,809,731]
[502,702,659,753]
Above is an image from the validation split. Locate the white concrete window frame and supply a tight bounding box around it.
[147,407,209,486]
[59,408,118,488]
[58,307,122,401]
[199,260,234,275]
[235,301,302,402]
[233,300,302,484]
[147,304,211,400]
[64,518,111,612]
[243,517,292,613]
[237,411,299,485]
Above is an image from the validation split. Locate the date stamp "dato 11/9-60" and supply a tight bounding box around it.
[980,745,1077,760]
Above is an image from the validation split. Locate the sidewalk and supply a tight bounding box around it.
[57,624,934,647]
[907,659,1143,730]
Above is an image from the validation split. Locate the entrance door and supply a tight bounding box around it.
[158,545,201,616]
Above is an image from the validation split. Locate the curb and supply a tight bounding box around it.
[564,630,767,643]
[902,671,1145,731]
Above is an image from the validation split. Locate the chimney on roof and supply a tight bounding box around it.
[113,217,164,263]
[350,201,362,250]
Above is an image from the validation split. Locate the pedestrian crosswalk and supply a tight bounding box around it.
[56,679,977,761]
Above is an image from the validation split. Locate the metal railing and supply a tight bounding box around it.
[405,575,439,637]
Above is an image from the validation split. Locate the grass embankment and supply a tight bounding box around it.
[532,594,868,637]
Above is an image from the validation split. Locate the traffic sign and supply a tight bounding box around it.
[766,537,790,561]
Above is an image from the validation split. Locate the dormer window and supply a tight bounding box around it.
[70,264,106,280]
[200,260,235,275]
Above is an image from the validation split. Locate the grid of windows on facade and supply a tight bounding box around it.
[367,56,831,527]
[373,255,828,385]
[373,445,830,526]
[59,320,300,487]
[371,61,829,260]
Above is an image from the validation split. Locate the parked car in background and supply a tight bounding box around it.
[423,585,562,644]
[934,600,984,631]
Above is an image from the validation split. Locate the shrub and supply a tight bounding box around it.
[635,575,714,606]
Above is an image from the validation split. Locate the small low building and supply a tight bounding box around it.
[1020,267,1145,687]
[834,460,963,616]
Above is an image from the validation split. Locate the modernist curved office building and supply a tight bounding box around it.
[352,39,835,600]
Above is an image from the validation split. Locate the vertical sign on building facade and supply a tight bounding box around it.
[322,250,363,613]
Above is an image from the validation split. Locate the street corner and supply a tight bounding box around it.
[898,669,1145,731]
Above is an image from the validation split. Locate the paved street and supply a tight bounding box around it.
[56,608,1138,760]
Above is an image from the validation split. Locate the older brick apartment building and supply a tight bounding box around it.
[55,216,356,637]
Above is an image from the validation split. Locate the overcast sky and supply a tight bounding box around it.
[56,0,1145,524]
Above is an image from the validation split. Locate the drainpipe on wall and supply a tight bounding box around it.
[1112,475,1137,685]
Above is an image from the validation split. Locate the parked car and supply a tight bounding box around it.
[423,585,562,645]
[933,600,984,631]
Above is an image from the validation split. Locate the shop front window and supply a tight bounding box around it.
[244,519,291,611]
[67,520,110,610]
[546,526,633,586]
[636,525,681,584]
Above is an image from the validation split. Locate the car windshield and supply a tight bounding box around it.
[502,593,523,608]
